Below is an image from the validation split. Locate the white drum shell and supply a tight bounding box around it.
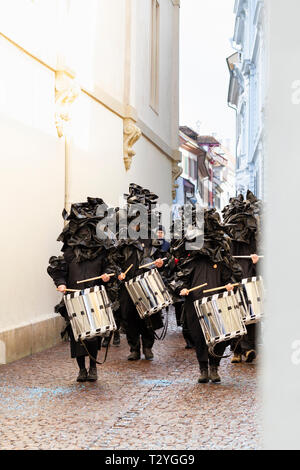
[64,286,117,342]
[125,268,173,319]
[194,291,247,348]
[236,276,264,325]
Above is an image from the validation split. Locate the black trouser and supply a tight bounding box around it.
[114,307,121,330]
[120,288,155,352]
[76,340,99,369]
[241,323,256,351]
[185,300,226,368]
[182,323,195,347]
[174,302,183,326]
[125,303,155,352]
[231,323,257,354]
[174,302,194,347]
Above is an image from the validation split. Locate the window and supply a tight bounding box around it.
[199,180,204,199]
[150,0,160,112]
[193,160,197,180]
[184,156,189,174]
[188,157,192,177]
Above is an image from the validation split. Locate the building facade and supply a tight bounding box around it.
[209,144,236,211]
[227,0,265,199]
[173,127,235,213]
[0,0,181,363]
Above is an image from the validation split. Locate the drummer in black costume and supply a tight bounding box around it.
[174,208,242,384]
[222,191,262,364]
[47,197,119,383]
[116,184,166,361]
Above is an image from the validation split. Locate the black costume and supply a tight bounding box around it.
[230,236,257,355]
[169,210,195,349]
[172,257,194,349]
[115,184,169,359]
[47,197,119,379]
[48,246,116,359]
[222,191,262,360]
[171,209,242,380]
[117,239,165,356]
[184,256,235,365]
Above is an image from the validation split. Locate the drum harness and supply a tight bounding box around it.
[79,334,112,365]
[60,320,112,366]
[128,256,172,342]
[208,337,243,359]
[140,280,170,341]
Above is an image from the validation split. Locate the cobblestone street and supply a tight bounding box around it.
[0,312,261,450]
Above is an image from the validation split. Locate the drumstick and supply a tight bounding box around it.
[203,282,240,294]
[187,283,208,294]
[139,257,168,269]
[124,264,133,275]
[233,255,264,259]
[57,288,80,293]
[76,273,115,284]
[118,264,133,282]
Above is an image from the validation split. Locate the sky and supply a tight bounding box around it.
[179,0,236,153]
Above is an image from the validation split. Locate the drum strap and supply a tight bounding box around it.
[208,337,242,360]
[79,333,112,365]
[153,308,169,341]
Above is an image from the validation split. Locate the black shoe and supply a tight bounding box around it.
[76,368,88,382]
[245,349,256,363]
[198,369,209,384]
[185,340,194,350]
[127,351,140,361]
[87,367,98,382]
[231,353,242,363]
[209,366,221,383]
[113,330,120,346]
[143,348,154,361]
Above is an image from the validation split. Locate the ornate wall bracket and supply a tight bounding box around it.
[55,70,81,138]
[123,118,142,171]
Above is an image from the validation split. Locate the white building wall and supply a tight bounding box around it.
[131,136,173,207]
[135,0,175,148]
[0,0,180,363]
[0,35,64,339]
[135,0,180,156]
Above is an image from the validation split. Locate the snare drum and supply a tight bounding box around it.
[194,291,247,349]
[64,286,117,342]
[236,276,264,325]
[125,268,173,319]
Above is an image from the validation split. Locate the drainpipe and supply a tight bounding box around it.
[55,69,80,218]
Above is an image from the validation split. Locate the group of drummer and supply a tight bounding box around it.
[48,188,262,385]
